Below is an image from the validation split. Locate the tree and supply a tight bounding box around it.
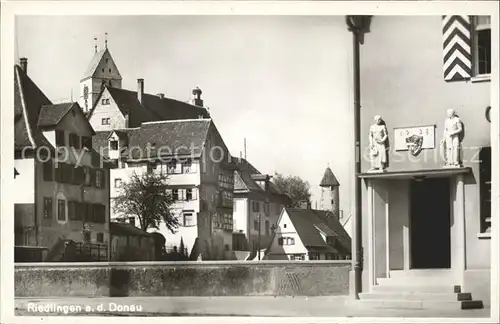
[179,237,188,260]
[273,172,312,208]
[113,171,179,232]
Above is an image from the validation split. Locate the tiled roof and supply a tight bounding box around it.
[320,167,340,187]
[285,208,351,254]
[37,103,75,128]
[80,48,122,81]
[232,158,290,204]
[88,87,211,128]
[106,87,160,127]
[81,49,106,80]
[110,222,152,237]
[14,65,54,151]
[93,119,212,161]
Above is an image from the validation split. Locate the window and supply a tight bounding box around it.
[75,202,84,221]
[94,204,106,223]
[479,147,491,234]
[283,224,287,229]
[265,220,270,236]
[309,252,320,260]
[166,160,181,174]
[128,217,136,227]
[110,140,118,151]
[43,198,52,219]
[101,98,110,105]
[172,189,179,201]
[289,254,305,261]
[183,213,194,226]
[264,201,269,216]
[85,203,94,223]
[186,188,193,201]
[252,201,260,212]
[55,130,65,146]
[182,160,192,173]
[115,178,122,188]
[43,161,53,181]
[472,16,491,76]
[68,201,77,221]
[101,118,110,125]
[84,231,91,242]
[278,237,295,246]
[218,173,233,189]
[57,199,66,221]
[97,233,104,243]
[254,220,259,231]
[83,167,91,186]
[82,136,92,150]
[69,133,80,149]
[95,169,105,188]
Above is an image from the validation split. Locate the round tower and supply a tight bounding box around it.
[320,166,340,219]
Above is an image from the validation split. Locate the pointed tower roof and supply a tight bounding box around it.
[320,167,339,187]
[80,47,122,82]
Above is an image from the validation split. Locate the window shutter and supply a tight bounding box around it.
[90,169,97,187]
[86,203,94,223]
[100,170,106,188]
[442,15,472,81]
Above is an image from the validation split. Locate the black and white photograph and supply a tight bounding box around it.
[1,1,499,322]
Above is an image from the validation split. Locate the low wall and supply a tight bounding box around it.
[15,260,351,297]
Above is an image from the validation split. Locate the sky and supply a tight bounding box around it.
[16,15,355,217]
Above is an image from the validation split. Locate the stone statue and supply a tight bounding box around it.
[440,108,464,167]
[369,115,389,172]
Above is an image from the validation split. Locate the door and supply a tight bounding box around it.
[410,177,451,269]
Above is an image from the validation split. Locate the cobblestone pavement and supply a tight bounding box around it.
[14,296,491,318]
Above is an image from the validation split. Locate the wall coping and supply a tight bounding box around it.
[15,260,352,268]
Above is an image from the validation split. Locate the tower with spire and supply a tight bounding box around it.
[320,166,340,220]
[79,33,122,112]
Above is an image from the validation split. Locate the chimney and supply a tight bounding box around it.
[137,79,144,104]
[20,58,28,74]
[157,93,165,99]
[191,87,203,107]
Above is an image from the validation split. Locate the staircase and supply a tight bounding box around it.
[355,270,484,310]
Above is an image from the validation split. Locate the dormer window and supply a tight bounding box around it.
[110,140,119,151]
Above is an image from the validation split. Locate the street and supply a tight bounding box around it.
[15,296,491,318]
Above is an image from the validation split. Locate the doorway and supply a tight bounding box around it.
[410,177,451,269]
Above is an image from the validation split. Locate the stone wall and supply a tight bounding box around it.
[15,261,350,297]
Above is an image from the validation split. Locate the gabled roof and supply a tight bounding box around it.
[93,119,213,161]
[81,48,122,81]
[320,167,339,187]
[87,87,210,128]
[14,65,54,151]
[284,208,351,254]
[37,103,75,128]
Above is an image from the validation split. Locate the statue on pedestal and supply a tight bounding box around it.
[440,108,464,168]
[369,115,389,172]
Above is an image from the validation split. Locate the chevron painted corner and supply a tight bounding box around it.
[442,15,472,82]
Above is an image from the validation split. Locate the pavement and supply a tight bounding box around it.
[14,296,492,318]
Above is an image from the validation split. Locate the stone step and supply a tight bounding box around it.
[377,276,456,286]
[359,292,472,302]
[371,284,456,293]
[389,269,454,278]
[349,299,484,311]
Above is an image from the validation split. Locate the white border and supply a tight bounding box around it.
[1,1,499,324]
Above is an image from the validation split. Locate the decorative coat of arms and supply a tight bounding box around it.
[405,134,424,156]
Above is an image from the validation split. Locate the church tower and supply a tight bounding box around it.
[79,34,122,112]
[320,166,340,220]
